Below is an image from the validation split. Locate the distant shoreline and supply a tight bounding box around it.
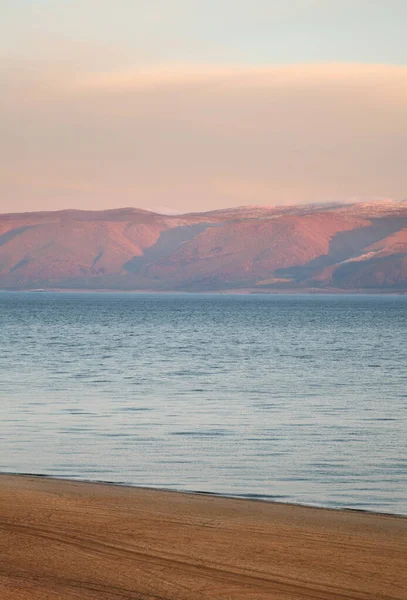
[1,473,406,599]
[1,287,406,295]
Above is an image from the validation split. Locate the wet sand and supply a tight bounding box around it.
[1,475,406,599]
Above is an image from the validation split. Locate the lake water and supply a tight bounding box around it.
[0,292,406,514]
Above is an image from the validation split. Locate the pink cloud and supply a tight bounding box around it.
[1,62,406,213]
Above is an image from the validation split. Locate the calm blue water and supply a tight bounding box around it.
[0,292,406,514]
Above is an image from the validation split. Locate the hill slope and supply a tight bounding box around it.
[1,202,406,291]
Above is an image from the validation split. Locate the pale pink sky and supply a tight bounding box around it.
[1,1,406,213]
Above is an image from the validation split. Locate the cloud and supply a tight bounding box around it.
[1,61,406,213]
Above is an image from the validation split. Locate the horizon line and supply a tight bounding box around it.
[1,198,403,219]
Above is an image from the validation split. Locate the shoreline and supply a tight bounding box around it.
[1,473,406,599]
[2,470,407,519]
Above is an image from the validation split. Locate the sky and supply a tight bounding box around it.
[1,1,406,214]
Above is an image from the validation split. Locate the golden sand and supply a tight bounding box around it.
[1,474,406,599]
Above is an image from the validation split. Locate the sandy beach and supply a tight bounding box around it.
[0,475,406,600]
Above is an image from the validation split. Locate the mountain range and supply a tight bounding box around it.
[1,201,407,292]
